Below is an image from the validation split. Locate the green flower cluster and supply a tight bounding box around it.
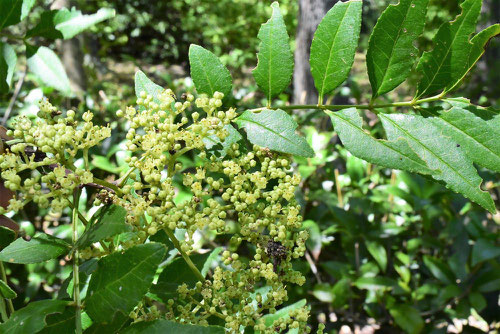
[0,90,311,332]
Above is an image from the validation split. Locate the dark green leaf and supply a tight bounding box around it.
[0,233,70,264]
[0,279,16,299]
[0,0,35,30]
[0,42,17,93]
[26,8,115,40]
[85,243,166,323]
[151,252,209,301]
[75,205,130,250]
[471,238,500,266]
[367,0,429,97]
[327,108,433,174]
[331,278,351,308]
[468,292,486,312]
[252,2,293,100]
[415,0,482,98]
[0,300,69,334]
[448,24,500,91]
[310,0,362,98]
[83,311,129,334]
[0,226,16,251]
[365,241,387,272]
[122,320,224,334]
[26,46,71,95]
[235,109,314,157]
[423,255,455,284]
[423,106,500,173]
[38,307,75,334]
[134,70,164,106]
[389,304,424,334]
[189,44,232,98]
[379,113,495,213]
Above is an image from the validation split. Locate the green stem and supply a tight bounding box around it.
[0,299,7,323]
[72,190,83,334]
[163,228,205,282]
[248,94,445,113]
[0,262,13,315]
[92,177,121,195]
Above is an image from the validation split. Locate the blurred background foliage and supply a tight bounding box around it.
[0,0,498,333]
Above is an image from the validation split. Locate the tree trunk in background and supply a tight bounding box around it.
[293,0,336,105]
[51,0,87,96]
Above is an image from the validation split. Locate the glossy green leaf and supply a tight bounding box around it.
[423,255,455,284]
[389,305,424,334]
[0,300,69,334]
[0,42,17,93]
[415,0,482,98]
[122,320,224,334]
[134,70,164,106]
[448,24,500,92]
[331,278,351,308]
[0,279,16,299]
[471,239,500,266]
[201,247,223,277]
[422,106,500,173]
[327,108,433,174]
[189,44,232,98]
[0,233,70,264]
[151,252,210,301]
[27,8,115,40]
[365,241,387,272]
[310,0,362,98]
[367,0,429,98]
[379,113,495,213]
[252,2,293,100]
[26,46,71,95]
[0,0,35,30]
[85,243,166,323]
[235,109,314,157]
[75,205,130,250]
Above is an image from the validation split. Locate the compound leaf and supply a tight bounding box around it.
[85,243,166,323]
[422,106,500,173]
[189,44,232,98]
[122,320,224,334]
[0,42,17,94]
[26,45,71,95]
[379,113,495,213]
[0,300,69,334]
[252,2,293,100]
[27,8,115,40]
[0,233,70,264]
[235,109,314,158]
[415,0,482,98]
[367,0,429,98]
[310,0,362,98]
[327,108,432,174]
[75,205,130,250]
